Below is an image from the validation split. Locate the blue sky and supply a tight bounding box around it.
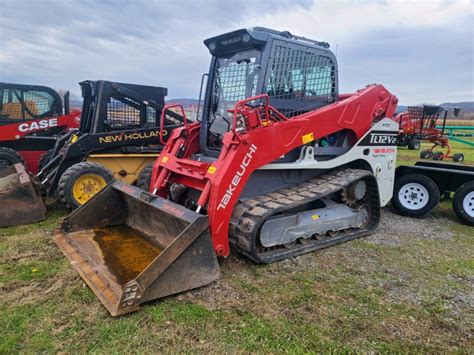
[0,0,472,104]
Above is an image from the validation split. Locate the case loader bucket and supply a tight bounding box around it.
[54,181,220,316]
[0,163,46,227]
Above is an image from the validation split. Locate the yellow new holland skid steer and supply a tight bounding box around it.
[0,80,184,226]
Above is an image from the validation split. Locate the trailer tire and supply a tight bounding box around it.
[408,138,421,150]
[136,162,153,192]
[420,149,433,159]
[452,153,464,162]
[432,151,444,161]
[0,147,25,171]
[58,162,114,210]
[398,135,408,147]
[392,174,440,217]
[452,182,474,226]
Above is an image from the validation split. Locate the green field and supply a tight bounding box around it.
[1,145,473,352]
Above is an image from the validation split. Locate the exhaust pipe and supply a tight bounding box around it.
[54,181,220,316]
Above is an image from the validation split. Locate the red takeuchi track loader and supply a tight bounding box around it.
[54,27,399,316]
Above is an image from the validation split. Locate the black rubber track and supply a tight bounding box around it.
[230,169,380,264]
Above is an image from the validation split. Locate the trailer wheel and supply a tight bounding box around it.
[452,182,474,226]
[58,162,114,209]
[407,138,421,150]
[136,162,153,192]
[432,151,444,161]
[420,149,433,159]
[392,174,440,217]
[452,153,464,162]
[0,147,25,171]
[397,135,408,147]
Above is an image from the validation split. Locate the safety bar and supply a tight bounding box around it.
[159,104,188,145]
[231,94,287,136]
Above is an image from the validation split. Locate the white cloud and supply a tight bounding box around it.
[0,0,472,104]
[241,0,472,44]
[240,0,473,103]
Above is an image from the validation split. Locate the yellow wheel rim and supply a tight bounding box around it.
[72,174,107,205]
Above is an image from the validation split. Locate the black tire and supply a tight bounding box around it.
[420,149,433,159]
[452,181,474,226]
[432,151,444,161]
[38,149,54,171]
[452,153,464,162]
[136,162,153,192]
[0,147,25,171]
[392,173,440,217]
[57,162,114,210]
[408,138,421,150]
[398,135,408,147]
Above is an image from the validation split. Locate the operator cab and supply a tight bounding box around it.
[200,27,338,156]
[0,82,66,130]
[78,80,182,139]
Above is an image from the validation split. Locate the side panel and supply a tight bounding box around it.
[0,110,80,141]
[259,118,399,206]
[87,154,159,185]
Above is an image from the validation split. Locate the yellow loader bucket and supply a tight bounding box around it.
[0,163,46,227]
[54,181,220,316]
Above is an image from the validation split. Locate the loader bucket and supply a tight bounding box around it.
[54,181,220,316]
[0,163,46,227]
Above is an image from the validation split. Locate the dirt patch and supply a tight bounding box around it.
[0,266,79,307]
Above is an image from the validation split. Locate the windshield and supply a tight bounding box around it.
[207,50,261,149]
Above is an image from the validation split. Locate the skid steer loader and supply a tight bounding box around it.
[55,27,399,316]
[0,80,184,226]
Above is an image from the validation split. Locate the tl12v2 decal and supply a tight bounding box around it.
[358,130,398,146]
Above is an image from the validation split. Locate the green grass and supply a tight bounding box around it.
[0,144,473,352]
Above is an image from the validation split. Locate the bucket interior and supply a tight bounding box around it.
[54,182,219,316]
